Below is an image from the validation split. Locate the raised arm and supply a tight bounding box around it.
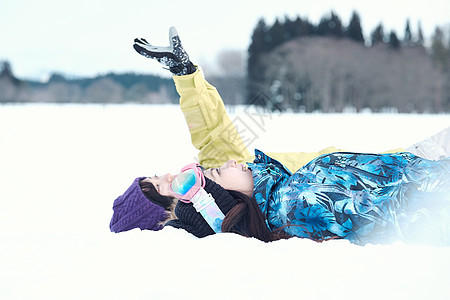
[173,69,252,168]
[133,27,252,168]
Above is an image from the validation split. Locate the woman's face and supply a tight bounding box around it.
[146,160,254,198]
[144,173,174,197]
[203,160,254,197]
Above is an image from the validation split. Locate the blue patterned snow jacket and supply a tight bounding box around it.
[248,150,450,246]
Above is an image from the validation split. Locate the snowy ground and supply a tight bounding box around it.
[1,104,449,299]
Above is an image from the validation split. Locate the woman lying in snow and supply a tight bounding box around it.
[110,27,450,246]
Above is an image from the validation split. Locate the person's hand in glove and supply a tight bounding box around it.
[133,27,196,76]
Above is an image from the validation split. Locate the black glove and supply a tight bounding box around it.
[133,27,196,76]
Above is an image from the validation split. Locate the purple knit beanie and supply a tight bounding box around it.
[110,177,168,233]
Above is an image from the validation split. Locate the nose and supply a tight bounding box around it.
[163,173,174,183]
[225,159,237,169]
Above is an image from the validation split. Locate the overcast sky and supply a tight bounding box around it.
[1,0,449,80]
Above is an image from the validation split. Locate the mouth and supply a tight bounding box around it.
[241,163,250,172]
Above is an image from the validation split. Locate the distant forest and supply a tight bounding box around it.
[1,10,450,113]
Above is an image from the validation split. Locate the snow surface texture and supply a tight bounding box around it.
[1,104,449,300]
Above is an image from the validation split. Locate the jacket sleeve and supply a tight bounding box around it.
[267,147,407,173]
[266,146,341,173]
[172,68,405,172]
[172,68,252,169]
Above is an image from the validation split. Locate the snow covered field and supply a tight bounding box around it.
[1,104,449,299]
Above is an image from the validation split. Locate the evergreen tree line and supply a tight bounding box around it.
[247,11,450,112]
[0,59,243,105]
[1,10,449,112]
[0,61,178,104]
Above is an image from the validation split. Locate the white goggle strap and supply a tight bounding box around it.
[190,188,225,233]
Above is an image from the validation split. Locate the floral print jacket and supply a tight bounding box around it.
[248,150,450,246]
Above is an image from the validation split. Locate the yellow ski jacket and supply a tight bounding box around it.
[173,68,403,173]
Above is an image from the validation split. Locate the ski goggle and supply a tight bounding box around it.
[169,163,206,203]
[169,163,225,233]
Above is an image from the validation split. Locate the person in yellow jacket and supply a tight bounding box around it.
[174,64,348,173]
[110,27,450,240]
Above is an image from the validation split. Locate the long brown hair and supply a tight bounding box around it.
[140,179,289,241]
[221,190,290,242]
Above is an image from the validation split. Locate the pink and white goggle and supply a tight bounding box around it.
[169,163,225,233]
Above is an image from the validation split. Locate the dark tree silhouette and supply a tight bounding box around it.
[346,11,365,43]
